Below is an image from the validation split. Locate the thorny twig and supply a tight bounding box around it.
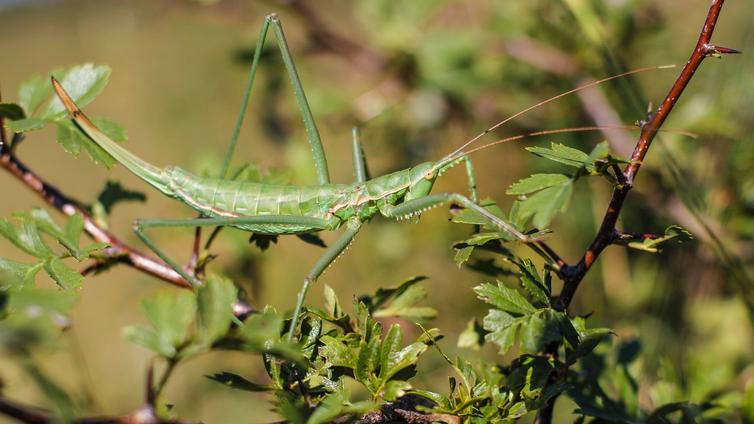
[536,1,735,422]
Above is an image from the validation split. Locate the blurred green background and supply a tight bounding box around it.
[0,0,752,422]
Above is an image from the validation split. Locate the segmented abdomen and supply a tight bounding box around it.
[166,167,350,220]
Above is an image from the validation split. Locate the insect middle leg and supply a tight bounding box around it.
[133,215,333,287]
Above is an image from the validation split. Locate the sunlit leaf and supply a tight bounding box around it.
[197,274,237,345]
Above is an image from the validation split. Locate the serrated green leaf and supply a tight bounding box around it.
[206,372,271,392]
[454,245,474,267]
[371,276,428,310]
[516,180,573,229]
[0,219,54,259]
[18,75,53,115]
[7,117,46,133]
[483,309,519,355]
[43,257,83,289]
[474,282,536,315]
[44,64,111,119]
[0,103,25,120]
[517,260,550,306]
[507,173,570,195]
[526,143,590,168]
[197,274,236,345]
[141,291,196,351]
[123,325,175,357]
[0,258,42,288]
[306,391,348,424]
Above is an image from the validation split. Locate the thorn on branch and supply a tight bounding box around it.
[703,44,742,57]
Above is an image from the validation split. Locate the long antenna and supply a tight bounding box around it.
[442,65,676,161]
[455,124,696,159]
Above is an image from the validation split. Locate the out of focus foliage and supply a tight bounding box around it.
[0,0,752,423]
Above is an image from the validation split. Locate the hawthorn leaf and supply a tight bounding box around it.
[474,281,536,315]
[197,274,236,345]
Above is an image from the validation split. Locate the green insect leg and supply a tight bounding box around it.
[286,218,362,342]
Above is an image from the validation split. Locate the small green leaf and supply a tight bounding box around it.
[197,274,236,345]
[93,180,146,216]
[90,117,127,141]
[517,260,550,306]
[43,257,83,289]
[373,284,436,323]
[123,325,175,358]
[320,335,357,369]
[0,103,25,120]
[0,258,42,288]
[306,391,348,424]
[8,286,79,313]
[356,335,380,388]
[526,143,590,168]
[7,117,46,133]
[141,291,196,351]
[516,180,573,229]
[383,380,412,401]
[55,120,117,169]
[206,372,271,392]
[238,306,283,347]
[0,219,54,259]
[382,342,427,382]
[323,284,343,319]
[18,75,53,115]
[483,309,519,355]
[507,173,570,195]
[474,281,536,315]
[454,245,474,267]
[380,325,402,379]
[457,318,484,350]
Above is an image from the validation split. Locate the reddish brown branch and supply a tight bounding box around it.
[555,0,730,311]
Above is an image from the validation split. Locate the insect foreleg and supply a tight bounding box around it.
[351,127,370,183]
[459,156,478,203]
[286,218,363,342]
[133,215,333,287]
[384,193,530,242]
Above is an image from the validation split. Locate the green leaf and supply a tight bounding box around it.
[518,311,562,354]
[0,103,25,120]
[474,281,536,315]
[7,117,46,133]
[43,257,83,289]
[356,334,381,388]
[0,258,42,288]
[320,335,357,369]
[141,291,196,351]
[44,64,111,119]
[507,173,570,195]
[90,117,127,141]
[206,372,271,392]
[516,180,573,229]
[323,284,344,319]
[238,306,283,347]
[526,143,590,168]
[454,245,474,267]
[482,309,519,355]
[8,286,79,313]
[516,260,550,306]
[197,274,236,345]
[383,380,412,401]
[0,219,54,259]
[18,74,53,115]
[55,120,117,169]
[306,391,348,424]
[380,324,402,379]
[382,342,427,382]
[457,318,484,350]
[123,325,175,358]
[373,284,436,323]
[371,276,428,309]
